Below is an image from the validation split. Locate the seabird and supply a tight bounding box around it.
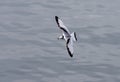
[55,16,77,57]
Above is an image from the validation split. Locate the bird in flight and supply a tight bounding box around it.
[55,16,77,57]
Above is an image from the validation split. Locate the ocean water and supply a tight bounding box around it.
[0,0,120,82]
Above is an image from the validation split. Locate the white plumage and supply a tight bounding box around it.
[55,16,77,57]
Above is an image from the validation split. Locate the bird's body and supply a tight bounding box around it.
[55,16,77,57]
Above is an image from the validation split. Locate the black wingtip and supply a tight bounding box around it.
[70,54,73,57]
[74,32,77,41]
[66,46,73,57]
[67,48,73,57]
[66,39,73,58]
[55,16,60,27]
[55,16,58,19]
[55,16,59,22]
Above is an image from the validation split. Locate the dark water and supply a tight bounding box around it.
[0,0,120,82]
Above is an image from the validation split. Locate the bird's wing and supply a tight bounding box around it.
[55,16,70,36]
[66,38,74,57]
[70,32,77,42]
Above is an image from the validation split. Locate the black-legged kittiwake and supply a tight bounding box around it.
[55,16,77,57]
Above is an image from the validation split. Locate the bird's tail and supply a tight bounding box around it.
[71,32,77,42]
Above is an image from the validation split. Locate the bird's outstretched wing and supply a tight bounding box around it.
[71,32,77,42]
[55,16,70,37]
[66,38,74,57]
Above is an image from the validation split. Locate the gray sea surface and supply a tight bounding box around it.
[0,0,120,82]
